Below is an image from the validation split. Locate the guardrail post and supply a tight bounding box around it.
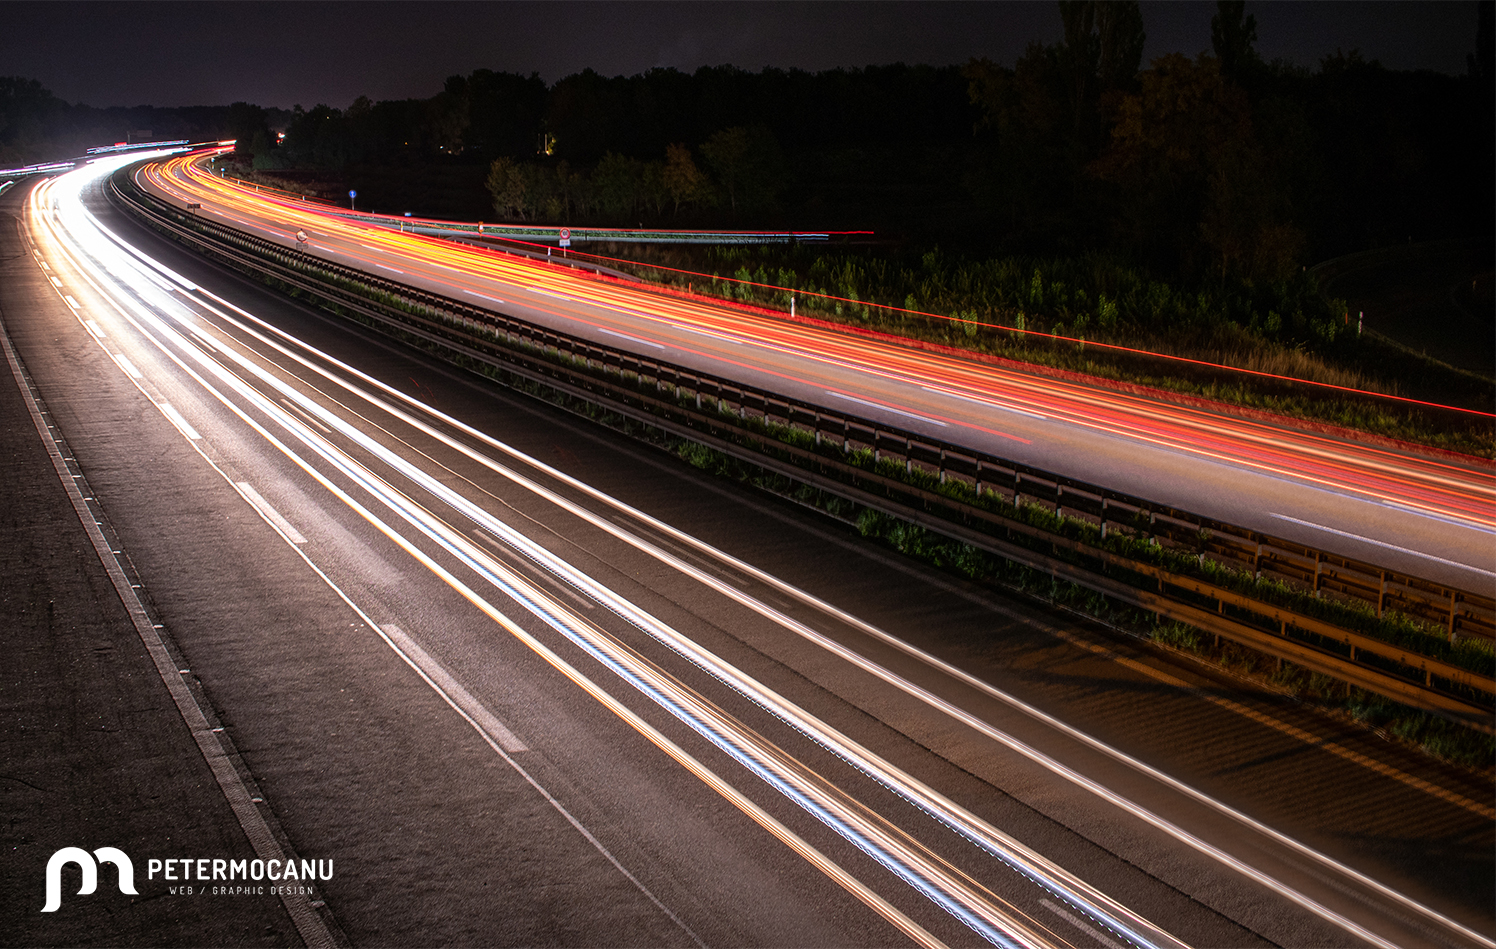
[975,459,984,497]
[1449,591,1460,642]
[1099,497,1108,539]
[938,447,946,483]
[1055,483,1064,518]
[905,437,912,473]
[1377,572,1387,618]
[1313,551,1323,595]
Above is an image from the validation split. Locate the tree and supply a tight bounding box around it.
[1091,53,1258,275]
[282,104,350,167]
[486,157,553,221]
[700,125,785,215]
[593,151,644,219]
[249,128,289,171]
[1096,2,1146,93]
[662,143,708,215]
[1057,1,1145,148]
[1211,1,1261,85]
[423,89,469,155]
[0,76,67,164]
[1058,1,1100,137]
[227,101,271,159]
[458,70,547,159]
[640,160,669,219]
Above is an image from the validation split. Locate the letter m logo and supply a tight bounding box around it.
[42,847,137,912]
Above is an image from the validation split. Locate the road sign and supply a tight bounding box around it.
[558,227,571,248]
[348,190,357,198]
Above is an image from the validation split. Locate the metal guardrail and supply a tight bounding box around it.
[354,216,837,245]
[111,171,1496,727]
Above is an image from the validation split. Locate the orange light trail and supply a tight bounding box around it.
[139,153,1496,533]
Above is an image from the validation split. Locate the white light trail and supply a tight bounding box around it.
[42,154,1495,949]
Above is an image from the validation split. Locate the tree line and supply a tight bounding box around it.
[266,0,1494,281]
[963,0,1492,280]
[5,0,1489,283]
[0,80,290,167]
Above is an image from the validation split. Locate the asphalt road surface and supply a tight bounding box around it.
[2,155,1492,948]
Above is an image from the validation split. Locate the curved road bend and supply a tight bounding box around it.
[3,156,1490,946]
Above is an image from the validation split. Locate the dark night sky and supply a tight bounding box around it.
[2,1,1483,110]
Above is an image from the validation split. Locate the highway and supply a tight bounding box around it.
[6,153,1493,946]
[134,152,1496,594]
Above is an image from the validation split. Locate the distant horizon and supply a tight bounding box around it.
[0,1,1483,111]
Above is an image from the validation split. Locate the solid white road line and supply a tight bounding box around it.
[158,402,201,441]
[0,308,337,949]
[113,352,143,379]
[138,270,1072,946]
[380,625,527,752]
[95,163,1491,947]
[1272,512,1496,579]
[828,390,947,427]
[236,482,307,544]
[600,327,666,350]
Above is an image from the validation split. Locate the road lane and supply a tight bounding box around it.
[87,164,1496,940]
[20,161,913,947]
[13,157,1491,946]
[47,160,1188,949]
